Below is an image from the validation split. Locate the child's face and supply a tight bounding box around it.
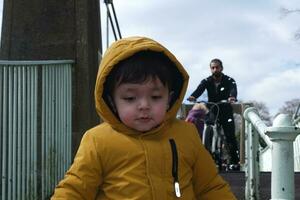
[113,77,170,132]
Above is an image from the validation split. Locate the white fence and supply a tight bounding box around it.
[260,117,300,172]
[244,107,300,200]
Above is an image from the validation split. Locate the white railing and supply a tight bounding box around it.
[294,115,300,172]
[244,107,300,200]
[0,60,73,200]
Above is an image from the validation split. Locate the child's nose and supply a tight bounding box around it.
[138,98,150,110]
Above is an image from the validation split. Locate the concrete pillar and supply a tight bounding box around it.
[0,0,102,156]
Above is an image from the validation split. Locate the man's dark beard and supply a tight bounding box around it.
[213,72,222,78]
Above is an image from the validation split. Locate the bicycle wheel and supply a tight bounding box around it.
[203,125,213,153]
[215,136,224,170]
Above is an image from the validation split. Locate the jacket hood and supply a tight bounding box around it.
[95,36,189,134]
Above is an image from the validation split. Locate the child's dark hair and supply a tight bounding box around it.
[103,50,183,109]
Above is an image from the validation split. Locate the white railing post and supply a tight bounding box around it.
[244,107,261,200]
[266,114,300,200]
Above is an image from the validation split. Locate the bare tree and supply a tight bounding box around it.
[280,7,300,40]
[278,98,300,115]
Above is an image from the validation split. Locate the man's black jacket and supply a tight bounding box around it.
[190,74,237,102]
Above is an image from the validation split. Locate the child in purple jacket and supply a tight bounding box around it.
[185,103,208,140]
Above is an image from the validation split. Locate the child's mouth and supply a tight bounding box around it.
[138,117,151,122]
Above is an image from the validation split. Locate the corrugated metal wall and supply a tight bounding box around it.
[0,60,73,200]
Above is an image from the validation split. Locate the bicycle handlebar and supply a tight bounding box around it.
[187,100,237,125]
[191,100,234,105]
[187,97,237,104]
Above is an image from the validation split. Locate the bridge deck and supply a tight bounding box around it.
[220,171,300,200]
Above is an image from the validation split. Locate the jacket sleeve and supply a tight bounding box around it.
[192,140,236,199]
[190,78,207,99]
[51,132,103,200]
[228,77,237,99]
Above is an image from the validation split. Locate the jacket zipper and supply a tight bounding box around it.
[169,139,181,198]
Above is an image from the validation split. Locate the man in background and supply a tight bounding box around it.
[187,58,239,170]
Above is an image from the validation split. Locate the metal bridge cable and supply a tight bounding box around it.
[111,2,122,39]
[105,3,118,41]
[106,8,109,48]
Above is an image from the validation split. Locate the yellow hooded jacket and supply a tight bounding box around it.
[51,36,236,200]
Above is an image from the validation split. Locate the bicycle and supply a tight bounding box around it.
[186,99,239,171]
[200,100,229,170]
[185,99,227,169]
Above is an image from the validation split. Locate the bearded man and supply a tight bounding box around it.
[187,58,239,170]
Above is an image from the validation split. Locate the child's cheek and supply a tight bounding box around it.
[153,104,168,121]
[119,111,132,123]
[117,106,133,124]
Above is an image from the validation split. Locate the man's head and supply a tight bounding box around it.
[210,58,223,79]
[103,50,182,132]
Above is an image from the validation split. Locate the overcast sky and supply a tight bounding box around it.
[101,0,300,116]
[0,1,299,117]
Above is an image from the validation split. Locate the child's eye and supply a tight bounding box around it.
[152,95,162,100]
[123,97,136,102]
